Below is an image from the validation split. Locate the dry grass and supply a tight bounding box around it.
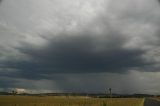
[0,96,144,106]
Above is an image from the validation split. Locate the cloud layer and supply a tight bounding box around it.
[1,0,160,94]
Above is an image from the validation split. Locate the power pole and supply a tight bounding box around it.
[109,88,112,98]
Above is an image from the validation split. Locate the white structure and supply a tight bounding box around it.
[14,88,27,94]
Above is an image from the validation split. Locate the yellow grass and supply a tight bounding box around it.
[0,96,144,106]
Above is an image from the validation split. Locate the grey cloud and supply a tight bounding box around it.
[0,77,18,89]
[1,0,160,94]
[1,0,158,80]
[2,32,149,80]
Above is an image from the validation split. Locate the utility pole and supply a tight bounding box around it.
[109,88,112,98]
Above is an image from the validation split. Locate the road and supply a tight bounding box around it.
[144,98,160,106]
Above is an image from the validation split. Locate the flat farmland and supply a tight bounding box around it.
[0,96,144,106]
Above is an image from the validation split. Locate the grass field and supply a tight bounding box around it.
[0,96,144,106]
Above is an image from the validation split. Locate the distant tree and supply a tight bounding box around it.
[12,90,17,96]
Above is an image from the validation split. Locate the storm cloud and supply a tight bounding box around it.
[10,34,148,75]
[1,0,160,94]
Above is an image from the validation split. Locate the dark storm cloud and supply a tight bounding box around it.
[0,77,23,89]
[2,32,150,80]
[1,0,160,94]
[0,0,159,80]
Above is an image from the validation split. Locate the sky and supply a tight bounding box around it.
[0,0,160,94]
